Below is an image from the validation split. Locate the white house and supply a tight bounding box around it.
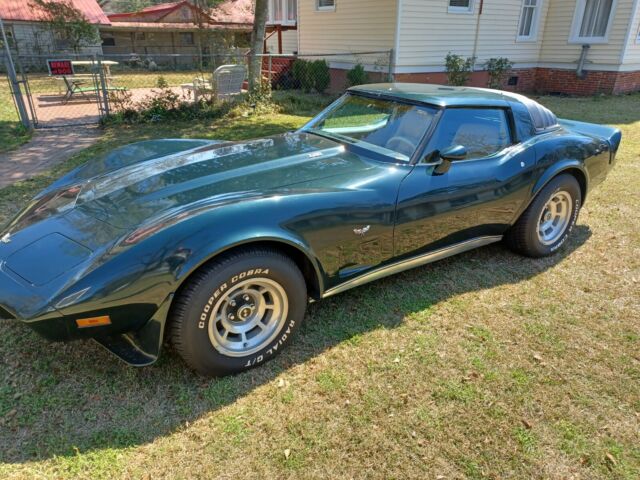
[295,0,640,95]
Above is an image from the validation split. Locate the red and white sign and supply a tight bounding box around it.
[47,59,74,76]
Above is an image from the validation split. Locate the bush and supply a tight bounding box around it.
[347,64,369,87]
[484,57,514,89]
[156,76,169,88]
[445,53,475,86]
[309,60,331,93]
[104,86,233,125]
[292,59,331,93]
[292,59,312,91]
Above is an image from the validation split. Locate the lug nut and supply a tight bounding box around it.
[230,300,236,307]
[228,313,235,320]
[243,294,250,301]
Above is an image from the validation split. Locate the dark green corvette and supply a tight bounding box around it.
[0,84,621,375]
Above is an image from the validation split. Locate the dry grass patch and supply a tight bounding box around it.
[0,93,639,479]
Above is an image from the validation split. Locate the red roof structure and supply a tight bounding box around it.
[108,0,253,26]
[0,0,111,25]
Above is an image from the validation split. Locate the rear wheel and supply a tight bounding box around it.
[505,174,582,257]
[170,248,307,376]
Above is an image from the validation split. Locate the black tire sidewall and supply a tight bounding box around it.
[179,254,306,376]
[526,175,581,256]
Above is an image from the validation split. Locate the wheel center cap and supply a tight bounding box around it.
[238,305,253,320]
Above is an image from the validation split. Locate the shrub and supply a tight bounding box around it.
[156,76,169,88]
[445,53,475,86]
[292,59,312,91]
[292,59,331,93]
[309,60,331,93]
[484,57,514,89]
[347,64,369,87]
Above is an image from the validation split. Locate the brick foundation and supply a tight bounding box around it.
[337,67,640,96]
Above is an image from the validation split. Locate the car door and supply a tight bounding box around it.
[394,107,537,258]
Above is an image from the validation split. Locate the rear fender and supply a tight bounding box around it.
[512,159,589,224]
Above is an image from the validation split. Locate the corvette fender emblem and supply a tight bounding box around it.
[353,225,370,236]
[0,233,10,244]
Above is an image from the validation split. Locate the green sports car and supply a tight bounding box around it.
[0,84,621,375]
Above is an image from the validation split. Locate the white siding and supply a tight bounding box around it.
[538,0,633,68]
[266,29,298,54]
[396,0,550,70]
[298,0,397,53]
[397,0,479,68]
[622,1,640,67]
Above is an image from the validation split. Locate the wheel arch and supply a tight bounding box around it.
[512,161,588,226]
[174,237,325,302]
[533,162,589,204]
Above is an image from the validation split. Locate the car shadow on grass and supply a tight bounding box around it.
[0,225,592,463]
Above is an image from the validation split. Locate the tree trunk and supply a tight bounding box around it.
[249,0,268,92]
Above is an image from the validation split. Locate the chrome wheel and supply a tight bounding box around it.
[208,278,288,357]
[537,190,573,246]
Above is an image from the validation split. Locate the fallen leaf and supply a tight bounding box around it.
[521,419,533,429]
[605,452,617,468]
[284,449,291,460]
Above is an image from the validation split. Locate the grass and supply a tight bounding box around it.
[0,79,32,153]
[0,93,639,479]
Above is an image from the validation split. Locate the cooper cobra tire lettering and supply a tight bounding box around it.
[170,248,306,376]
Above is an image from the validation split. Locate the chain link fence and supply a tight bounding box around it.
[2,50,392,128]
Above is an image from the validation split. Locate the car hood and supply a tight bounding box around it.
[4,132,375,233]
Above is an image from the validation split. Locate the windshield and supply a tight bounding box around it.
[304,94,437,161]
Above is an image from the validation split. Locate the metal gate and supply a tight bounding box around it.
[13,55,109,129]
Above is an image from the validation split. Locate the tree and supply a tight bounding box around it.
[31,0,100,53]
[248,0,268,93]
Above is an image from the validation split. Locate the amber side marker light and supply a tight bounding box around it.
[76,316,112,328]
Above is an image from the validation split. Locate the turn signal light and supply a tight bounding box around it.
[76,315,111,328]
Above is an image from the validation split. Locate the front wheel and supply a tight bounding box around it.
[505,174,582,258]
[169,248,307,376]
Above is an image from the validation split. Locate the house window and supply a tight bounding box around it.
[269,0,297,23]
[518,0,542,40]
[448,0,473,13]
[180,32,195,46]
[288,0,297,21]
[102,35,116,47]
[273,0,283,21]
[317,0,335,11]
[572,0,616,42]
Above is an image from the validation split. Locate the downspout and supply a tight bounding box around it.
[576,44,590,78]
[393,0,403,82]
[471,0,484,67]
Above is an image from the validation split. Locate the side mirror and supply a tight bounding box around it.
[433,145,467,175]
[440,145,467,161]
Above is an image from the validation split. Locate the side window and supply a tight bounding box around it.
[424,108,511,160]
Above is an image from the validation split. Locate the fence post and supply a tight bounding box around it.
[0,16,31,129]
[96,55,110,117]
[388,48,395,83]
[268,54,273,85]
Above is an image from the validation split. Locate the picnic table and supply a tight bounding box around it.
[54,61,125,103]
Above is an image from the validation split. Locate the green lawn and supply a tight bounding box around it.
[0,94,639,479]
[0,81,31,154]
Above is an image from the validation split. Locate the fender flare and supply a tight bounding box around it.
[512,160,589,224]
